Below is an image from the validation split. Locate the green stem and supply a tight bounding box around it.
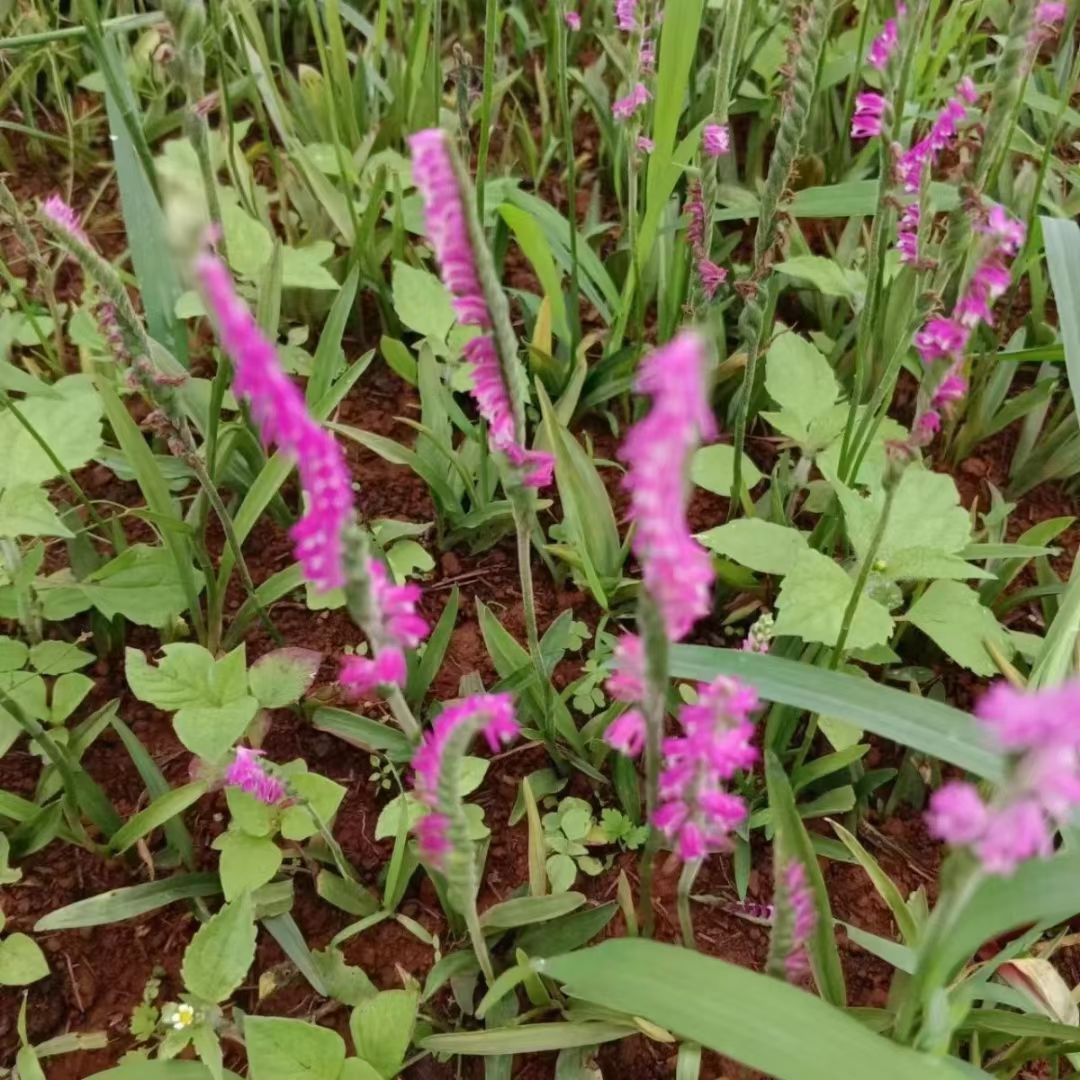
[475,0,499,224]
[829,479,898,668]
[677,859,702,948]
[554,0,580,347]
[730,0,834,514]
[637,593,669,938]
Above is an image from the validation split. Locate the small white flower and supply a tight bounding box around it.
[171,1003,196,1030]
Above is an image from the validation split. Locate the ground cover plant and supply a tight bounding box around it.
[1,0,1080,1076]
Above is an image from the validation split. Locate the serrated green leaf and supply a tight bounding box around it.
[696,520,809,575]
[181,892,256,1004]
[350,989,418,1078]
[248,648,322,709]
[775,550,893,649]
[0,484,73,539]
[765,333,840,430]
[392,260,455,341]
[905,580,1011,676]
[0,932,49,986]
[0,376,103,487]
[691,445,763,497]
[244,1016,346,1080]
[213,832,283,901]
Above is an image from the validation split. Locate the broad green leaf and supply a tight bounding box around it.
[906,580,1011,676]
[222,203,273,278]
[0,484,73,539]
[0,636,29,672]
[126,644,217,709]
[213,832,283,901]
[0,376,103,487]
[775,550,893,648]
[696,520,809,575]
[776,256,865,305]
[281,242,340,290]
[51,672,95,725]
[350,989,419,1078]
[68,544,203,625]
[541,940,970,1080]
[248,648,322,709]
[691,445,763,497]
[500,205,569,340]
[374,792,426,841]
[244,1016,346,1080]
[280,771,346,841]
[175,699,258,763]
[181,892,257,1004]
[765,333,840,430]
[667,647,1004,780]
[226,786,276,838]
[0,932,49,986]
[29,641,94,675]
[310,945,377,1006]
[392,260,455,341]
[1042,218,1080,438]
[831,468,971,574]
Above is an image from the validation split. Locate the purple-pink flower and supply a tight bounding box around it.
[927,680,1080,876]
[615,0,637,31]
[639,37,656,72]
[337,558,428,695]
[897,203,920,265]
[196,252,354,592]
[620,332,717,641]
[605,708,647,757]
[411,693,519,865]
[41,194,89,245]
[867,14,901,71]
[637,136,655,154]
[408,129,553,489]
[564,10,581,30]
[225,747,286,805]
[1032,2,1067,46]
[613,82,650,121]
[654,676,758,860]
[851,92,888,139]
[781,860,816,982]
[698,259,727,300]
[703,123,731,158]
[914,317,970,366]
[606,633,645,703]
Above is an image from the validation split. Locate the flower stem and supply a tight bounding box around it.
[677,859,702,948]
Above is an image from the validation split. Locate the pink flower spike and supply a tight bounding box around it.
[225,747,286,805]
[975,800,1053,876]
[339,647,407,697]
[637,136,655,154]
[620,331,717,641]
[782,860,817,983]
[605,708,647,757]
[897,203,920,265]
[927,781,988,846]
[703,123,731,158]
[639,37,656,72]
[408,129,550,489]
[957,75,979,104]
[698,259,727,300]
[414,812,451,862]
[564,10,581,30]
[615,0,637,31]
[851,92,888,139]
[653,676,758,860]
[607,634,645,703]
[914,317,969,365]
[931,373,967,411]
[867,17,900,70]
[613,82,651,121]
[41,194,90,245]
[195,253,354,592]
